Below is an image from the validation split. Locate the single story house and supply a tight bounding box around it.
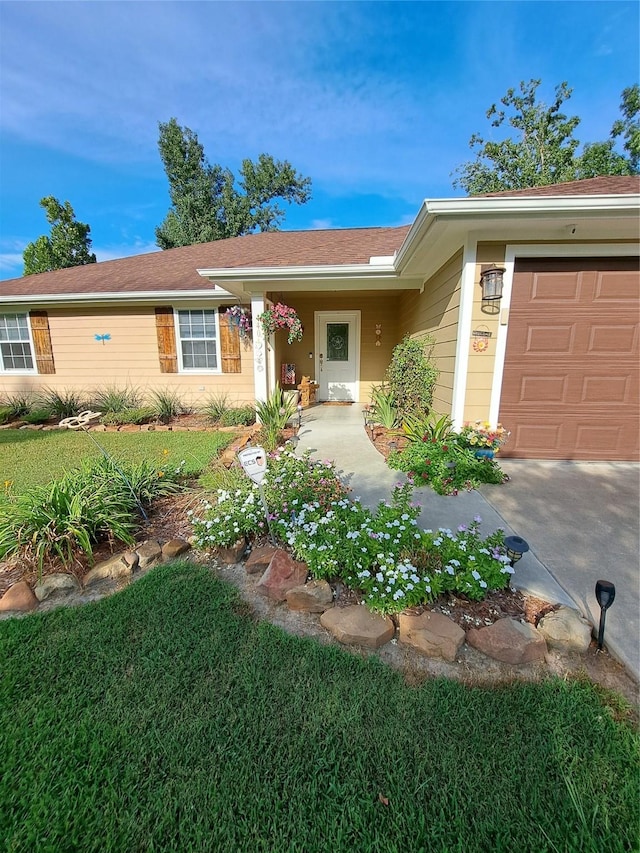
[1,176,638,460]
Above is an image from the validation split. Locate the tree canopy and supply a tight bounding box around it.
[155,118,312,249]
[453,80,639,195]
[23,197,96,276]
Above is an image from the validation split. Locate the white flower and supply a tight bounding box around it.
[471,570,481,580]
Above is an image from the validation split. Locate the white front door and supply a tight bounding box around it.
[315,311,360,401]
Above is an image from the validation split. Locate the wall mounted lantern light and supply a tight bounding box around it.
[480,264,506,315]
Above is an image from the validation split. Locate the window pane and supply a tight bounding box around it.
[181,341,217,370]
[1,342,34,370]
[177,309,218,370]
[326,323,349,361]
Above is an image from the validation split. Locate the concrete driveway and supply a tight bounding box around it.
[480,460,640,680]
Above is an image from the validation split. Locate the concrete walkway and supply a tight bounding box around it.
[296,403,639,680]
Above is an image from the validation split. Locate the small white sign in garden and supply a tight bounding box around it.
[237,446,268,486]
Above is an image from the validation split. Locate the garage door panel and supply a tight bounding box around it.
[499,257,639,461]
[594,268,640,302]
[506,415,639,460]
[530,271,582,302]
[588,324,638,354]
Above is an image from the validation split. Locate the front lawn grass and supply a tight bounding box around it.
[1,562,637,852]
[0,428,232,494]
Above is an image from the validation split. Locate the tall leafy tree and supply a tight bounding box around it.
[156,118,312,249]
[453,80,639,195]
[611,84,639,171]
[23,197,96,276]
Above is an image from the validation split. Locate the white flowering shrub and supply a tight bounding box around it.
[188,450,514,614]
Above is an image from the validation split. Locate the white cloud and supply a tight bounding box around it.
[309,219,335,231]
[93,241,160,263]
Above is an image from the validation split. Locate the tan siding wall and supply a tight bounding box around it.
[0,306,255,408]
[463,243,506,423]
[397,251,463,416]
[269,292,401,403]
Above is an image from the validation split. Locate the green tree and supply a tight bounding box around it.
[23,197,96,276]
[611,83,639,171]
[453,80,639,194]
[155,118,312,249]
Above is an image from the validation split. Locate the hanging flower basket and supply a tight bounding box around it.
[225,305,252,338]
[258,303,303,345]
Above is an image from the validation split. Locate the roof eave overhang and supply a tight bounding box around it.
[0,288,237,308]
[395,194,640,279]
[197,262,423,294]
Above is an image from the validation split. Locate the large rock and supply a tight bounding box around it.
[136,539,163,568]
[84,554,133,587]
[34,573,79,602]
[245,545,278,575]
[162,538,191,560]
[0,581,38,612]
[538,606,592,652]
[216,538,246,565]
[320,605,395,649]
[466,617,547,665]
[256,550,308,601]
[398,611,465,662]
[285,579,333,613]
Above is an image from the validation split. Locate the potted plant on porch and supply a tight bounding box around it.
[258,303,303,344]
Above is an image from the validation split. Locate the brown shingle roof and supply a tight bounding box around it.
[480,175,640,197]
[0,226,411,299]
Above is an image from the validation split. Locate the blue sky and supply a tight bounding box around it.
[0,0,637,280]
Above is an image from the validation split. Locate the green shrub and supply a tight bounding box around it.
[100,407,155,426]
[403,412,454,443]
[3,393,32,419]
[37,387,87,420]
[92,383,142,413]
[22,409,52,425]
[369,385,399,429]
[219,406,255,427]
[386,335,439,421]
[0,406,13,425]
[200,392,230,422]
[388,437,505,495]
[255,384,296,450]
[148,388,185,422]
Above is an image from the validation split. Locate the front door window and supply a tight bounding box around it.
[326,323,349,361]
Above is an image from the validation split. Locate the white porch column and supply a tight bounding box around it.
[250,292,269,404]
[451,237,478,430]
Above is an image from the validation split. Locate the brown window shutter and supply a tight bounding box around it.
[219,310,241,374]
[30,311,55,374]
[155,307,178,373]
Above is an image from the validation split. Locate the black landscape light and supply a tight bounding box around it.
[595,580,616,651]
[288,433,300,453]
[504,535,530,566]
[296,403,303,432]
[387,439,398,454]
[363,406,374,437]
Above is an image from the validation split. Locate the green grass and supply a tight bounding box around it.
[0,429,233,494]
[1,562,637,853]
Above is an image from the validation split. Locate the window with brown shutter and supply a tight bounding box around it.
[219,309,241,374]
[30,311,56,374]
[155,306,178,373]
[157,306,241,374]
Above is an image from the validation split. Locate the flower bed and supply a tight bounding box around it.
[189,450,514,616]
